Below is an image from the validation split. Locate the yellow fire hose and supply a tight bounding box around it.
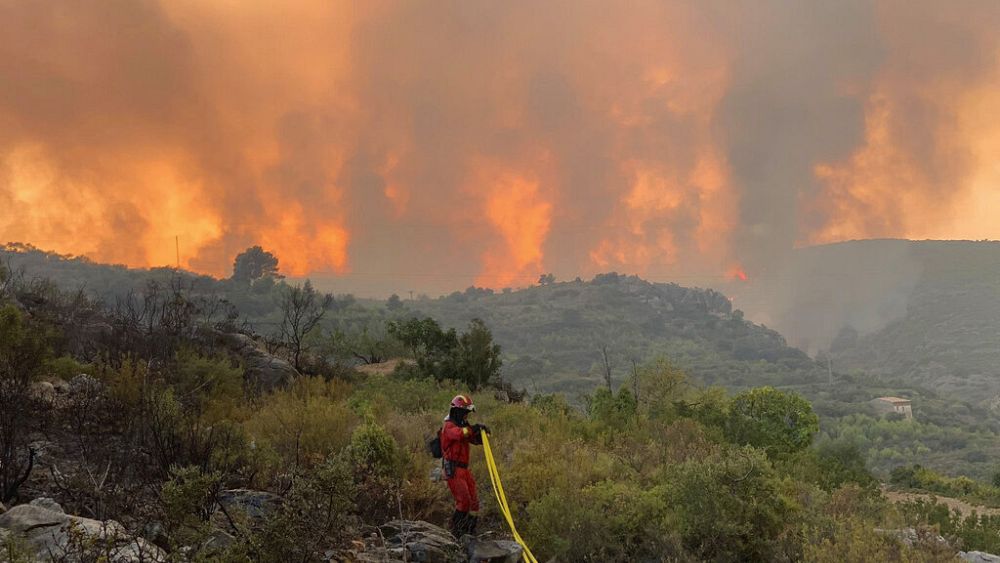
[481,432,539,563]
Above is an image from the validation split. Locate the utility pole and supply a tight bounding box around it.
[175,235,180,269]
[827,355,833,386]
[409,290,414,301]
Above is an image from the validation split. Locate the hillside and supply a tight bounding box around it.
[831,241,1000,404]
[5,272,992,561]
[407,274,824,395]
[7,243,1000,480]
[1,244,824,395]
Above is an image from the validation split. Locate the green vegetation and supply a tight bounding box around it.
[891,465,1000,508]
[7,244,1000,559]
[0,270,969,561]
[231,246,283,283]
[725,386,819,455]
[823,240,1000,403]
[389,317,503,390]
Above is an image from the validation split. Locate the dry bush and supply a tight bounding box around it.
[243,377,356,473]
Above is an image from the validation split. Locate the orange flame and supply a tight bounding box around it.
[805,2,1000,245]
[4,1,998,292]
[727,265,749,282]
[475,164,553,288]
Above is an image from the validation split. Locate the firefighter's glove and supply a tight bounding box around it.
[474,423,491,435]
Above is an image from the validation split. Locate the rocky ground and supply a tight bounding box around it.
[0,499,521,563]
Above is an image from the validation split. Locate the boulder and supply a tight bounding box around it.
[29,498,63,513]
[202,529,236,553]
[216,332,257,355]
[465,538,523,563]
[31,381,56,402]
[876,527,949,549]
[197,328,299,392]
[245,355,298,393]
[0,501,164,562]
[0,501,6,514]
[338,521,523,563]
[961,552,1000,563]
[353,520,464,563]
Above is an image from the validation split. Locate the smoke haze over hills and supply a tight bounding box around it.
[2,1,999,294]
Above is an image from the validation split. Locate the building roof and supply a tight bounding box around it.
[875,396,911,405]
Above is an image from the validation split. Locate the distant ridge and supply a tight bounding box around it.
[734,239,1000,404]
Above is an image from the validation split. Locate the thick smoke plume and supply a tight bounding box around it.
[2,1,999,294]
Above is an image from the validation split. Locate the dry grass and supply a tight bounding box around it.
[355,358,412,376]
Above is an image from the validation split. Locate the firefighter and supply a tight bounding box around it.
[441,394,489,538]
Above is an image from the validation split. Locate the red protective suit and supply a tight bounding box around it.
[441,419,482,513]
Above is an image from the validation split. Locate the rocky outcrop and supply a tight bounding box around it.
[30,381,56,402]
[0,498,165,562]
[876,527,950,550]
[465,538,523,563]
[246,355,299,392]
[198,329,299,393]
[961,552,1000,563]
[352,520,464,563]
[341,520,522,563]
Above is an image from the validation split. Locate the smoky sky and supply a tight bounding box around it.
[2,0,999,295]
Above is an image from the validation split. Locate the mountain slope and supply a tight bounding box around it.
[2,244,826,395]
[408,273,824,395]
[825,241,1000,403]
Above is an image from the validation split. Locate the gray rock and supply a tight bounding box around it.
[961,552,1000,563]
[245,355,298,393]
[218,332,257,354]
[0,503,165,562]
[29,498,64,514]
[376,520,464,563]
[198,328,299,393]
[0,501,6,514]
[875,527,949,549]
[202,529,236,554]
[31,381,56,401]
[466,539,523,563]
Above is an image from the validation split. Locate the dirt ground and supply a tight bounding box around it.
[883,487,1000,517]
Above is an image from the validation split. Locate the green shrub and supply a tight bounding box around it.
[663,446,796,562]
[252,456,355,561]
[244,377,356,470]
[725,387,819,456]
[43,355,92,380]
[348,419,404,522]
[170,348,245,424]
[803,517,952,563]
[890,464,1000,505]
[526,480,674,561]
[781,440,876,492]
[161,465,222,549]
